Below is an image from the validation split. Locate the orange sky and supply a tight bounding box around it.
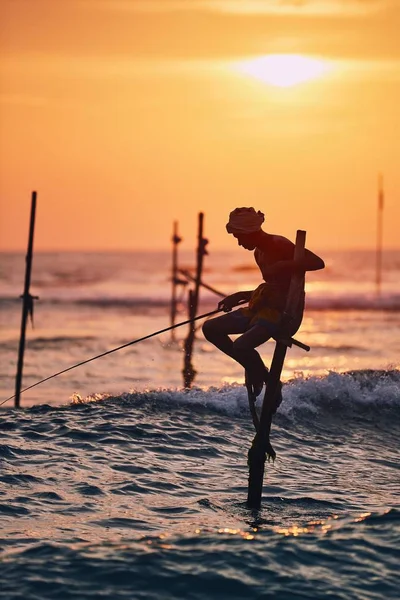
[0,0,399,251]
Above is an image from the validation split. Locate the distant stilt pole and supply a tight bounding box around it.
[15,191,38,408]
[247,230,306,509]
[191,213,208,326]
[376,174,384,297]
[183,289,196,387]
[170,221,182,340]
[183,212,208,388]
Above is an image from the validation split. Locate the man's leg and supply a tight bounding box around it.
[234,321,283,407]
[203,312,272,388]
[202,309,250,358]
[203,313,282,404]
[232,322,278,393]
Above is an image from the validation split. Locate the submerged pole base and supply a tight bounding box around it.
[246,435,275,509]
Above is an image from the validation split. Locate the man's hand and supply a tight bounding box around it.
[218,295,238,312]
[218,291,251,312]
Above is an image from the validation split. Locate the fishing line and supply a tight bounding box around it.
[1,308,222,407]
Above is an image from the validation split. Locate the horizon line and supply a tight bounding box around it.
[1,246,399,254]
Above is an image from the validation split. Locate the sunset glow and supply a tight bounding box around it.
[236,55,330,88]
[0,0,399,251]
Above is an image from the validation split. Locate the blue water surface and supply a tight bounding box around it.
[1,370,399,599]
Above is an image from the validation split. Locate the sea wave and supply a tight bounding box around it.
[65,369,400,426]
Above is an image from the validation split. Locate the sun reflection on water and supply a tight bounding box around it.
[274,511,377,537]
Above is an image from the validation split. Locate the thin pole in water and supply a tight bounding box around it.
[376,173,384,297]
[15,191,38,408]
[170,221,182,340]
[183,212,208,388]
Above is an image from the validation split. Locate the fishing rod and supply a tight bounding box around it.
[1,308,222,407]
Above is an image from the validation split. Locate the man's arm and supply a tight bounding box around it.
[257,234,324,274]
[302,248,325,271]
[265,248,325,277]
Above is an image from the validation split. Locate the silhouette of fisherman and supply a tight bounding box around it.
[202,207,325,402]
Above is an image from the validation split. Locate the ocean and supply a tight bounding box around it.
[0,248,399,599]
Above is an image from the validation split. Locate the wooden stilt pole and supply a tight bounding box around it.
[247,230,306,509]
[183,288,196,388]
[15,191,38,408]
[170,221,182,340]
[376,174,384,297]
[182,212,208,388]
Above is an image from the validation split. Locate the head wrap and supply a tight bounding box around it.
[226,207,265,235]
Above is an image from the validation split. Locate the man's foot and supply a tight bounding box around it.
[245,370,283,411]
[245,367,269,398]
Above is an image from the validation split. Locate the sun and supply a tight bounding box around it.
[236,54,330,87]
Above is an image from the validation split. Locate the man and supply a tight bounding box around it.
[202,207,325,399]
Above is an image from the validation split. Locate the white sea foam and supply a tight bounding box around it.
[280,370,400,418]
[72,370,400,422]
